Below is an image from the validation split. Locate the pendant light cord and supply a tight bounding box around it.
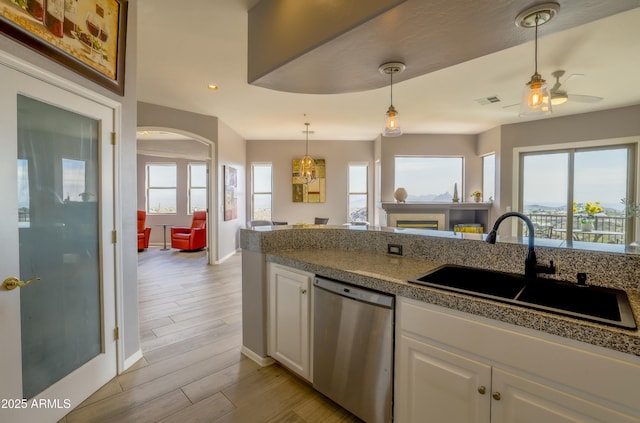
[305,123,310,154]
[534,13,539,74]
[390,70,394,107]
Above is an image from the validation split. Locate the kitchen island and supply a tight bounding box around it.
[240,225,640,421]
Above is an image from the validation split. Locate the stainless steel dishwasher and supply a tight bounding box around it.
[313,276,394,423]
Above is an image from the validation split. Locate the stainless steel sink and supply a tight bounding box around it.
[411,265,637,329]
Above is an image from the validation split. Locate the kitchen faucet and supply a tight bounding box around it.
[485,211,556,278]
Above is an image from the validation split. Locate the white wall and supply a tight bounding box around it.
[246,139,374,225]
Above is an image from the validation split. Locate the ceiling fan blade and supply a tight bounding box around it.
[568,94,603,103]
[564,73,585,85]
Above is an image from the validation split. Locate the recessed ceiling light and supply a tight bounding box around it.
[207,84,219,90]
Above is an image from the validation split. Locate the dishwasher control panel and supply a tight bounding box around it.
[314,277,394,308]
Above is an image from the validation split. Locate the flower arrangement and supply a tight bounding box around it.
[470,191,482,197]
[573,201,603,224]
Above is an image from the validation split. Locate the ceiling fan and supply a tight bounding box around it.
[549,70,603,106]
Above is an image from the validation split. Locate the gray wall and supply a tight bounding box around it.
[0,2,141,360]
[494,104,640,237]
[136,154,208,245]
[245,139,375,226]
[380,133,481,201]
[137,101,247,262]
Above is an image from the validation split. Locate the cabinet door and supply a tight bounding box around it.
[268,264,312,380]
[395,333,491,423]
[491,368,639,423]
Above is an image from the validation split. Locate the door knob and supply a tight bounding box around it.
[477,386,486,395]
[3,277,41,291]
[492,392,501,401]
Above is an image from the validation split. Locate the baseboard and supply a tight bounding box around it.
[215,249,241,264]
[122,349,144,371]
[241,345,275,367]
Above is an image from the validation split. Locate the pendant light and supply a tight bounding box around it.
[516,2,559,117]
[379,62,406,137]
[299,122,316,184]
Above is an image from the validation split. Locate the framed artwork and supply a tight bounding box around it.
[0,0,128,95]
[224,165,237,221]
[292,158,326,203]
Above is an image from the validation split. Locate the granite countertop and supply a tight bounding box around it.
[266,249,640,358]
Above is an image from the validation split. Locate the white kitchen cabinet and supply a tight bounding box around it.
[268,263,313,381]
[395,333,491,423]
[491,367,638,423]
[395,297,640,423]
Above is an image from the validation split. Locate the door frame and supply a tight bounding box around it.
[0,50,125,373]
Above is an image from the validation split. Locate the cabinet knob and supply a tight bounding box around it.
[477,386,486,395]
[301,289,307,294]
[492,392,501,401]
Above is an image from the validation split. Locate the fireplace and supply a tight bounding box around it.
[389,213,445,231]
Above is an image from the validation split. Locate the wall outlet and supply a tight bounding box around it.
[388,244,403,256]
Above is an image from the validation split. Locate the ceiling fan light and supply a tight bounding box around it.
[384,105,402,137]
[551,92,569,105]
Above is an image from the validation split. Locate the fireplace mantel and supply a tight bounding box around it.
[381,202,492,232]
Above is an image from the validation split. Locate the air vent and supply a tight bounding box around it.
[475,96,502,105]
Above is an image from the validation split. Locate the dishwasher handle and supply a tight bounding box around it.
[314,277,394,309]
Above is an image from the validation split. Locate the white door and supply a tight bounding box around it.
[0,63,117,423]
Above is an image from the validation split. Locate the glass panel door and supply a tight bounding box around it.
[521,152,569,239]
[18,95,102,399]
[0,60,116,423]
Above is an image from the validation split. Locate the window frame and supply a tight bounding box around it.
[518,143,636,244]
[251,162,273,221]
[187,162,207,215]
[146,162,178,215]
[348,162,369,223]
[482,153,496,203]
[394,155,464,202]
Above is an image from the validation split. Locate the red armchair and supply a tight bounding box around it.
[137,210,151,251]
[171,211,207,251]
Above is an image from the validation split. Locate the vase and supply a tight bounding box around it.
[394,187,408,203]
[474,195,481,203]
[581,222,593,232]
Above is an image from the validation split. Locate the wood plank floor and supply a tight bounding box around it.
[60,247,359,423]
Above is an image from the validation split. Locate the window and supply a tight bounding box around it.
[520,145,633,244]
[348,163,368,222]
[62,158,86,202]
[188,163,207,214]
[482,154,495,202]
[146,163,177,214]
[252,163,272,220]
[395,156,463,202]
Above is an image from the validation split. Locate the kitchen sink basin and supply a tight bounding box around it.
[410,265,637,329]
[413,265,526,300]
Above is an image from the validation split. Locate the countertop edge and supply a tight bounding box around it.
[265,250,640,359]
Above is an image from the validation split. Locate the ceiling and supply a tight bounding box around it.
[136,0,640,141]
